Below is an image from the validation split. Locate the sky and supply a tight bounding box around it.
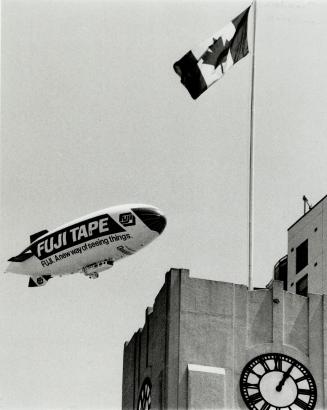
[1,0,327,409]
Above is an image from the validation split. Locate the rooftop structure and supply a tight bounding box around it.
[274,194,327,296]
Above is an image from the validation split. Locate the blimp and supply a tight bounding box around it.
[6,204,166,287]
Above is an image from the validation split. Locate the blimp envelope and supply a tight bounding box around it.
[6,204,166,287]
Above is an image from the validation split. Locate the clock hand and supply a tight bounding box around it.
[276,363,295,392]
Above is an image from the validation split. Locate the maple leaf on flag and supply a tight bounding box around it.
[201,37,231,69]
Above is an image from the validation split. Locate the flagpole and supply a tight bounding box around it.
[248,0,257,291]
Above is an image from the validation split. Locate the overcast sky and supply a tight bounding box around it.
[1,0,327,409]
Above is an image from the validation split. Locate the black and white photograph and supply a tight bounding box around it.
[1,0,327,409]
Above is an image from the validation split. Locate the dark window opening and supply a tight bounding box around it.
[296,239,308,273]
[137,378,152,410]
[274,255,288,290]
[296,274,308,297]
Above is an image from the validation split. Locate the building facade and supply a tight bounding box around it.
[287,195,327,296]
[122,268,327,409]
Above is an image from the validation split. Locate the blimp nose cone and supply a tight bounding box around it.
[132,207,167,234]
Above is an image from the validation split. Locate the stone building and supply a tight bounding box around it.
[122,268,327,409]
[122,195,327,409]
[287,194,327,295]
[274,194,327,296]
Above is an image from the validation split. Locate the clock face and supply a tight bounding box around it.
[137,378,152,410]
[240,353,317,409]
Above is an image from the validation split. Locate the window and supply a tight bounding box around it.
[296,274,308,297]
[137,378,151,410]
[296,239,308,273]
[273,255,288,290]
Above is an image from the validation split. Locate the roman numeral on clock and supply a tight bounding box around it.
[295,376,307,383]
[249,392,263,404]
[249,369,261,378]
[259,359,270,372]
[274,356,283,371]
[244,382,259,390]
[297,388,311,395]
[293,397,308,409]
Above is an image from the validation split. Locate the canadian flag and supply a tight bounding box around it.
[173,7,250,100]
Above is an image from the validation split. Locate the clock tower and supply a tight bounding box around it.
[122,269,327,409]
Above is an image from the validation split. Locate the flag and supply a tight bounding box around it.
[173,6,250,100]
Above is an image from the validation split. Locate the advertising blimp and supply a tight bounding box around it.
[6,204,166,287]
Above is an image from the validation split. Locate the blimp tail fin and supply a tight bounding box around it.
[30,230,49,243]
[8,251,33,262]
[28,275,52,288]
